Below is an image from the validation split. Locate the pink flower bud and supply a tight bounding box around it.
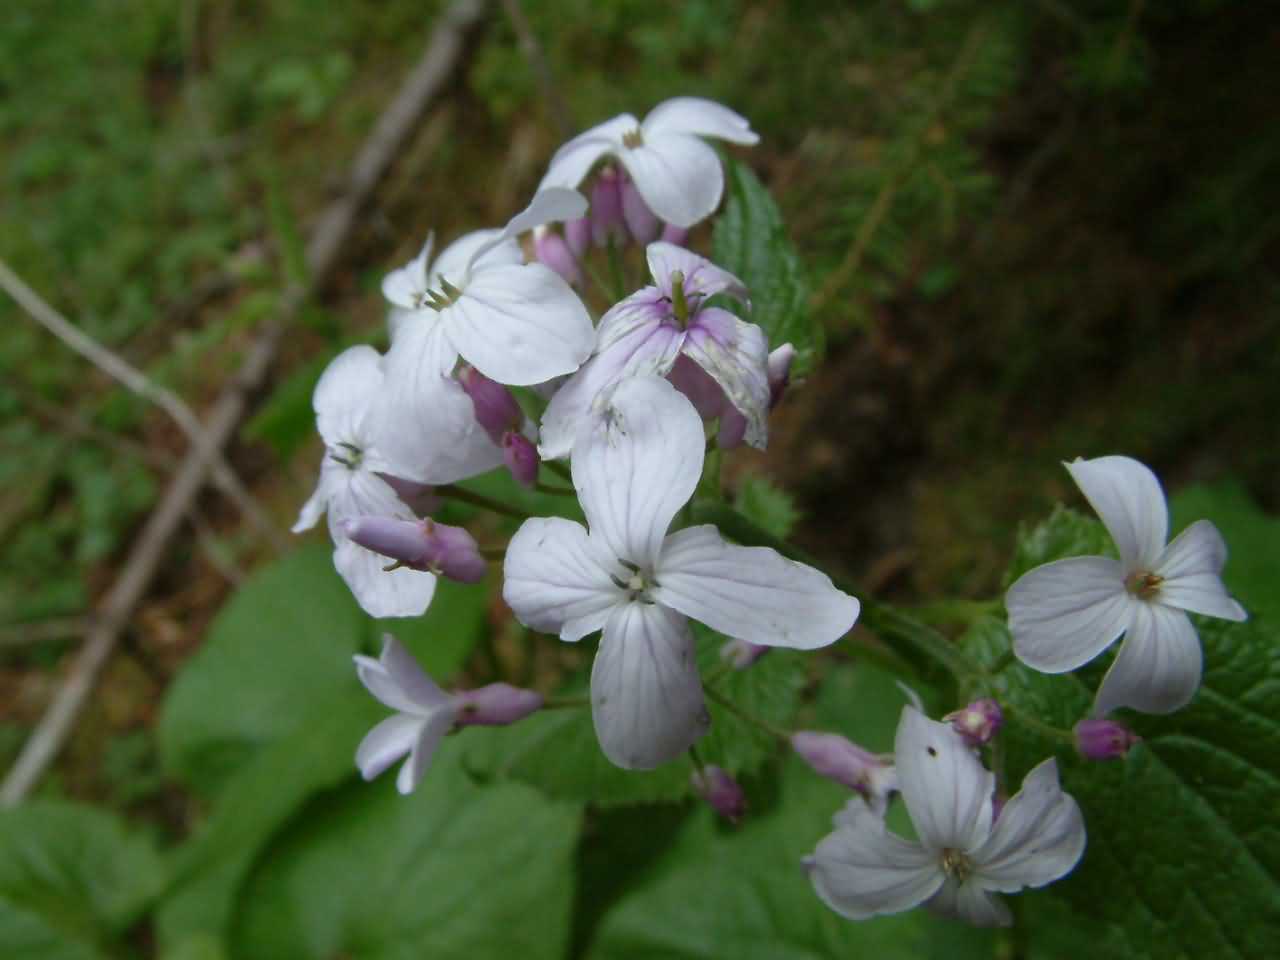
[534,228,582,287]
[690,765,747,823]
[944,698,1003,747]
[767,343,796,409]
[791,731,891,798]
[659,222,689,247]
[719,637,769,670]
[716,408,748,450]
[590,167,627,247]
[342,517,487,583]
[620,174,660,244]
[564,216,591,258]
[502,430,538,488]
[459,365,522,443]
[1075,718,1141,760]
[455,683,543,726]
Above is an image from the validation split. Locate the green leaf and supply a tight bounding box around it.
[1003,504,1114,587]
[0,802,165,959]
[229,742,580,960]
[242,354,328,460]
[712,158,822,376]
[734,474,802,539]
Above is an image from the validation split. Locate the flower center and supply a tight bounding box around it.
[417,276,464,311]
[941,848,973,883]
[1125,570,1164,600]
[622,128,644,149]
[330,441,363,470]
[612,561,657,603]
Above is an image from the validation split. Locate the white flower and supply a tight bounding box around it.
[503,376,859,769]
[538,97,759,228]
[805,706,1086,927]
[353,635,459,794]
[293,346,440,618]
[538,242,770,459]
[1006,456,1247,716]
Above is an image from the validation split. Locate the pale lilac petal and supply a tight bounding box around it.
[465,188,588,277]
[618,134,724,228]
[396,707,456,794]
[805,801,942,920]
[591,602,709,769]
[642,97,759,146]
[594,287,672,353]
[972,759,1085,890]
[537,320,681,460]
[314,345,386,448]
[666,353,728,420]
[381,234,433,309]
[429,228,519,289]
[353,636,449,714]
[683,307,770,449]
[644,242,748,302]
[653,526,859,650]
[1155,519,1247,621]
[334,538,437,619]
[1006,557,1133,673]
[572,376,705,568]
[1092,602,1203,716]
[371,372,502,486]
[355,714,421,781]
[895,707,994,854]
[538,115,638,190]
[926,879,1012,928]
[293,465,337,533]
[503,517,625,641]
[383,313,459,389]
[1065,456,1168,570]
[444,264,594,386]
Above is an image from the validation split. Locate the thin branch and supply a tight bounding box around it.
[0,0,491,807]
[0,618,91,649]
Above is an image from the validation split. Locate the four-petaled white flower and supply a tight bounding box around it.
[539,242,770,459]
[538,97,758,228]
[504,376,860,770]
[1006,456,1247,716]
[354,635,459,794]
[805,706,1086,928]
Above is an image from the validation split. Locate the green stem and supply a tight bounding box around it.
[543,459,572,483]
[704,685,790,742]
[909,599,1001,626]
[605,239,628,302]
[543,695,590,710]
[437,484,531,519]
[479,546,506,562]
[1004,703,1075,745]
[535,481,576,496]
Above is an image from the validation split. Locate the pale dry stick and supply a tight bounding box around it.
[0,618,92,649]
[0,259,289,555]
[0,0,490,806]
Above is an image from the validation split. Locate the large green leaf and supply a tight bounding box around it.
[711,159,822,375]
[0,802,164,959]
[229,742,580,960]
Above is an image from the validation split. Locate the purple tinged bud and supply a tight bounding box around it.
[590,167,627,247]
[660,222,689,247]
[690,765,747,823]
[534,228,583,287]
[455,683,543,726]
[766,343,796,409]
[716,408,748,450]
[719,637,769,669]
[564,216,591,258]
[342,516,486,583]
[620,174,660,244]
[502,430,538,488]
[944,698,1003,747]
[459,365,522,443]
[791,731,887,794]
[1075,718,1142,760]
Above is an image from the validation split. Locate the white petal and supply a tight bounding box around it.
[537,321,682,460]
[894,707,994,854]
[355,714,422,781]
[594,286,672,353]
[1065,456,1168,570]
[503,517,625,641]
[464,189,589,278]
[1155,519,1247,621]
[381,234,433,308]
[334,538,437,619]
[591,602,708,770]
[642,97,759,145]
[805,803,942,920]
[972,759,1085,891]
[396,706,457,794]
[538,114,638,190]
[682,307,770,449]
[292,462,339,532]
[926,878,1012,928]
[314,345,386,448]
[444,264,594,386]
[653,525,859,649]
[571,376,705,568]
[1006,557,1134,673]
[383,311,460,386]
[429,228,519,289]
[618,133,724,228]
[644,242,748,302]
[1092,602,1203,716]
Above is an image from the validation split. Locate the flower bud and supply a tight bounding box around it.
[455,683,543,726]
[534,227,582,287]
[459,365,522,443]
[620,174,660,244]
[564,215,591,258]
[590,167,627,247]
[660,222,689,247]
[791,731,897,814]
[767,343,796,409]
[1075,718,1141,760]
[719,637,769,670]
[716,408,748,450]
[502,430,538,488]
[944,698,1003,747]
[342,516,486,584]
[690,765,747,823]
